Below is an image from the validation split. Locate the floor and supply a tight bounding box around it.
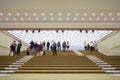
[0,74,120,80]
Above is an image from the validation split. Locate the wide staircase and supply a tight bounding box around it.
[14,50,104,73]
[1,50,120,74]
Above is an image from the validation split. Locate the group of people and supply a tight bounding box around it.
[9,40,98,56]
[84,41,97,51]
[28,40,70,56]
[9,40,22,56]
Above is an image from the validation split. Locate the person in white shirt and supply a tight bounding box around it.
[89,41,94,51]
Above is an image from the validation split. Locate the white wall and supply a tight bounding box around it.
[0,31,28,55]
[98,31,120,55]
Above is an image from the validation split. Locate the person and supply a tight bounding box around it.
[37,42,43,56]
[52,41,57,56]
[42,45,46,56]
[33,41,38,55]
[93,41,98,51]
[57,41,61,50]
[50,40,54,51]
[66,41,70,50]
[29,41,34,50]
[89,41,94,52]
[87,43,90,50]
[16,41,22,55]
[62,41,66,51]
[43,41,46,46]
[9,40,17,56]
[26,48,30,55]
[46,41,50,50]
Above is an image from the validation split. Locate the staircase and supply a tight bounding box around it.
[15,50,104,73]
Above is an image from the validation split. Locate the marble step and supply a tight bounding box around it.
[0,70,15,73]
[4,68,18,70]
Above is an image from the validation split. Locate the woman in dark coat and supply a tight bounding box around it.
[17,41,22,55]
[9,40,17,56]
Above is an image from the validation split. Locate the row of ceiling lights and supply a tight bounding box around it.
[23,30,100,33]
[0,13,120,16]
[0,17,118,21]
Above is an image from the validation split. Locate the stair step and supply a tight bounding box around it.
[102,68,116,70]
[16,61,27,62]
[12,63,24,65]
[96,63,108,65]
[105,70,120,73]
[19,67,101,70]
[0,70,15,73]
[16,70,105,73]
[4,68,18,70]
[99,65,111,67]
[94,61,104,62]
[9,65,22,67]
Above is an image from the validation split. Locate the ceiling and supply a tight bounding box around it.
[0,0,120,30]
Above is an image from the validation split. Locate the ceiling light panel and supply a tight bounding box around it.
[8,30,112,50]
[0,10,119,22]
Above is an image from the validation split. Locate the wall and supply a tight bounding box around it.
[98,31,120,55]
[0,31,28,55]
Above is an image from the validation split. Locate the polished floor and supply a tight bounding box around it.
[0,74,120,80]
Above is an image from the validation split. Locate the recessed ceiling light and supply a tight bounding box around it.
[66,18,69,20]
[33,13,36,16]
[104,18,107,20]
[84,13,87,16]
[111,18,114,20]
[100,13,104,16]
[51,18,54,20]
[43,18,46,20]
[36,18,39,20]
[59,13,62,16]
[58,17,62,20]
[25,13,28,16]
[50,13,53,16]
[6,18,9,20]
[74,18,77,20]
[92,13,95,16]
[21,18,24,20]
[28,18,31,20]
[81,18,84,20]
[89,18,92,20]
[8,13,11,16]
[96,18,99,20]
[17,13,20,16]
[75,13,79,16]
[13,18,16,20]
[0,13,3,16]
[41,13,45,16]
[109,13,112,16]
[117,13,120,16]
[67,13,70,16]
